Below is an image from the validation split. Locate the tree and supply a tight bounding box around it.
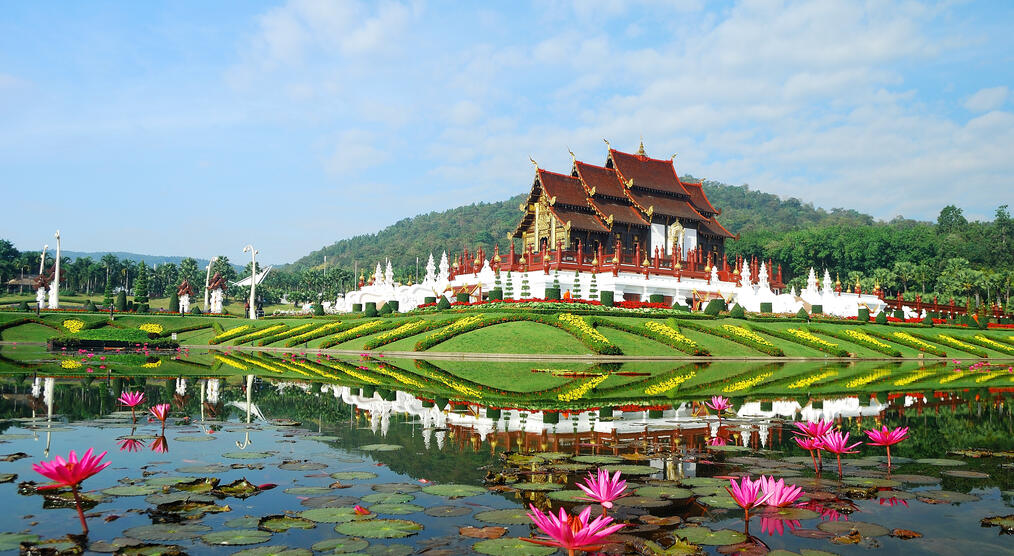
[893,261,917,293]
[520,272,530,298]
[937,205,967,235]
[572,270,582,299]
[179,258,200,291]
[588,273,598,300]
[134,261,149,304]
[504,272,514,299]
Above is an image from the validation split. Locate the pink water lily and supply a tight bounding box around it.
[32,448,110,534]
[820,430,862,477]
[150,403,171,432]
[117,437,146,452]
[576,469,627,514]
[726,476,772,528]
[758,476,803,507]
[524,505,625,556]
[760,515,801,536]
[706,395,732,413]
[151,436,168,454]
[118,391,146,422]
[864,425,909,468]
[793,419,833,439]
[793,435,823,474]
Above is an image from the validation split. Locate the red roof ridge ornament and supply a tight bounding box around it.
[529,156,538,170]
[637,138,646,157]
[603,138,611,150]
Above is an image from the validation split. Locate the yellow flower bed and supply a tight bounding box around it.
[786,328,840,350]
[787,370,838,389]
[723,371,773,393]
[974,335,1013,352]
[935,334,978,352]
[416,365,482,398]
[559,313,611,344]
[645,321,696,345]
[374,321,427,343]
[939,372,964,384]
[61,359,82,369]
[63,319,85,334]
[210,325,252,344]
[139,323,163,334]
[722,325,776,347]
[141,360,162,368]
[374,365,426,389]
[891,332,936,352]
[893,370,934,386]
[558,374,609,402]
[215,355,249,370]
[644,372,695,395]
[975,371,1006,384]
[845,369,891,388]
[328,321,387,344]
[843,329,892,349]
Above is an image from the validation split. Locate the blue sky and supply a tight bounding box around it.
[2,0,1012,264]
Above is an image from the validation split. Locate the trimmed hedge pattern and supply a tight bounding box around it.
[361,318,456,350]
[812,327,901,357]
[413,313,622,355]
[158,322,213,338]
[283,321,349,347]
[256,322,317,346]
[318,320,403,349]
[590,318,709,356]
[209,325,253,345]
[751,325,849,357]
[966,335,1014,356]
[866,330,946,357]
[231,324,288,345]
[676,320,785,356]
[907,331,988,357]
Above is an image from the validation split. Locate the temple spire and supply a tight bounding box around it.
[637,137,646,156]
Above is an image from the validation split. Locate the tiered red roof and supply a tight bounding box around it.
[608,149,689,196]
[684,181,720,216]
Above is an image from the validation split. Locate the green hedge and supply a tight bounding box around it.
[352,303,363,312]
[858,308,869,321]
[749,324,849,357]
[455,293,470,303]
[759,302,772,313]
[676,319,784,356]
[906,331,988,357]
[318,320,403,349]
[649,294,664,304]
[414,313,622,355]
[283,321,360,348]
[544,287,561,301]
[811,305,822,315]
[865,329,946,357]
[361,318,456,350]
[599,290,613,307]
[590,318,709,356]
[965,334,1014,356]
[437,297,451,310]
[729,304,745,318]
[810,326,901,357]
[704,299,725,316]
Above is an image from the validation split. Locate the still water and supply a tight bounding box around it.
[1,347,1013,554]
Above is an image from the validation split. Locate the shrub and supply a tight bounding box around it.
[436,297,451,310]
[729,304,745,318]
[921,314,933,326]
[115,291,127,311]
[190,306,202,315]
[168,292,179,313]
[313,303,325,316]
[18,301,29,311]
[796,307,809,320]
[760,302,773,313]
[591,318,709,355]
[677,319,785,356]
[704,299,725,316]
[811,304,822,314]
[599,290,613,307]
[649,294,664,304]
[126,301,134,311]
[487,290,502,302]
[894,309,905,320]
[858,308,870,321]
[388,300,399,312]
[875,311,888,324]
[908,331,987,357]
[423,297,436,305]
[753,325,849,357]
[813,326,901,357]
[456,293,470,303]
[544,287,561,301]
[138,303,149,313]
[352,303,363,312]
[84,300,97,312]
[379,302,392,315]
[365,304,379,317]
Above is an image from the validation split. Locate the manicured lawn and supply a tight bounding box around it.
[596,327,683,357]
[674,327,767,357]
[428,321,589,355]
[437,360,576,392]
[1,323,60,342]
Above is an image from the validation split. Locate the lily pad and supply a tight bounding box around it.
[144,492,216,506]
[222,451,272,459]
[155,499,230,519]
[304,435,343,442]
[981,515,1014,533]
[0,533,40,551]
[763,507,820,520]
[571,455,623,464]
[201,530,272,546]
[231,547,312,556]
[510,482,565,491]
[600,464,658,476]
[842,477,902,488]
[532,451,570,460]
[368,503,424,515]
[216,478,261,498]
[890,474,940,484]
[300,495,360,508]
[299,507,377,523]
[258,515,316,532]
[176,477,220,492]
[472,538,556,556]
[361,493,414,504]
[424,505,471,517]
[421,484,487,497]
[818,521,890,537]
[636,486,693,500]
[362,544,413,556]
[614,495,672,508]
[278,460,328,471]
[0,473,17,483]
[680,477,727,488]
[697,495,740,509]
[173,435,214,442]
[144,476,196,486]
[941,470,990,479]
[862,455,912,464]
[475,508,532,525]
[333,518,423,538]
[176,464,229,474]
[310,537,369,553]
[103,484,162,497]
[674,526,747,545]
[547,463,594,472]
[225,517,262,529]
[546,489,590,502]
[914,458,966,467]
[283,487,335,496]
[359,444,403,452]
[371,483,421,494]
[916,490,981,504]
[330,471,378,481]
[124,524,213,541]
[707,444,750,452]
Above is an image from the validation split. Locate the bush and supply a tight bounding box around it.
[84,301,97,312]
[811,304,822,314]
[379,302,392,315]
[364,303,378,317]
[729,304,745,318]
[894,309,905,320]
[858,308,870,321]
[796,307,809,320]
[138,303,149,313]
[388,300,399,312]
[649,294,664,304]
[921,314,933,326]
[18,301,29,311]
[543,412,560,424]
[423,297,436,305]
[487,290,502,302]
[115,291,127,312]
[599,290,613,307]
[126,301,134,312]
[168,292,180,313]
[704,298,725,316]
[313,303,325,316]
[190,306,202,315]
[455,293,470,303]
[760,302,772,313]
[352,303,362,312]
[437,296,451,310]
[875,311,888,324]
[544,287,561,301]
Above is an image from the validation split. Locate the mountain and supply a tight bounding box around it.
[287,178,887,275]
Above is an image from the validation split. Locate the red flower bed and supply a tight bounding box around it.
[614,300,670,309]
[988,323,1014,329]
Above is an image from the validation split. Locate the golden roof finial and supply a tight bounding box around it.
[567,147,576,162]
[637,137,646,156]
[529,156,538,170]
[671,153,677,161]
[835,273,841,286]
[603,138,611,150]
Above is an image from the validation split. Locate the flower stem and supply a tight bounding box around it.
[886,446,892,470]
[836,454,843,478]
[72,485,88,535]
[809,450,818,475]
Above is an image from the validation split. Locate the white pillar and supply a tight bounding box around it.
[49,232,60,309]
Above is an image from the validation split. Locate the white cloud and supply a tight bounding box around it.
[964,86,1009,112]
[324,130,389,176]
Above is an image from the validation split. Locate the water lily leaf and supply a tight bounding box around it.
[547,463,594,472]
[891,529,923,539]
[890,474,940,484]
[361,493,414,504]
[304,435,343,442]
[124,524,212,541]
[707,444,750,452]
[87,537,144,553]
[173,435,214,442]
[600,464,658,476]
[532,451,570,460]
[941,470,990,479]
[510,482,564,491]
[230,546,312,556]
[0,473,17,484]
[310,537,369,553]
[225,517,261,528]
[300,495,360,508]
[475,508,532,525]
[763,507,820,520]
[817,521,890,537]
[421,484,487,498]
[460,526,507,539]
[0,533,40,551]
[674,526,747,546]
[283,487,335,496]
[842,477,901,488]
[176,464,228,474]
[636,486,694,500]
[155,499,230,519]
[201,530,272,546]
[696,495,739,509]
[505,454,544,465]
[42,490,105,510]
[278,460,327,471]
[358,444,402,452]
[176,477,220,493]
[258,515,316,532]
[472,538,557,556]
[215,478,261,498]
[368,503,424,515]
[362,544,413,556]
[572,455,623,464]
[916,490,981,504]
[615,495,673,508]
[861,455,912,464]
[103,484,162,497]
[691,487,726,497]
[371,483,420,494]
[222,451,272,460]
[424,505,471,517]
[144,476,196,486]
[144,492,216,506]
[330,471,378,481]
[680,477,727,488]
[914,458,966,467]
[981,515,1014,533]
[299,507,377,523]
[333,518,423,538]
[113,543,186,555]
[546,489,589,502]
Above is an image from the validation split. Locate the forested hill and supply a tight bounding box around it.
[288,178,877,274]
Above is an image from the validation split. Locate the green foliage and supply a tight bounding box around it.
[115,290,127,311]
[313,303,325,316]
[84,300,97,312]
[365,303,379,317]
[649,294,663,304]
[379,302,392,315]
[133,261,149,304]
[455,293,470,303]
[759,302,772,313]
[921,314,934,325]
[190,306,202,315]
[423,297,436,304]
[352,303,363,312]
[520,273,530,298]
[599,290,613,307]
[18,301,29,311]
[588,274,598,300]
[704,299,725,316]
[503,272,514,298]
[811,304,822,314]
[103,280,113,306]
[858,308,870,321]
[168,292,180,313]
[138,303,149,313]
[730,303,745,318]
[796,307,809,320]
[875,311,888,324]
[544,287,561,301]
[436,296,451,310]
[571,270,581,298]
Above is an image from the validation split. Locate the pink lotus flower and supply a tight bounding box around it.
[793,419,833,439]
[151,436,168,454]
[794,435,823,474]
[32,448,110,534]
[117,437,146,452]
[353,505,371,516]
[758,476,803,507]
[524,505,625,555]
[118,391,145,419]
[709,436,728,446]
[726,476,772,525]
[760,515,801,536]
[150,403,171,429]
[864,425,909,468]
[577,469,627,513]
[820,430,862,477]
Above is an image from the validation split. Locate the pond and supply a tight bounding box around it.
[0,346,1013,554]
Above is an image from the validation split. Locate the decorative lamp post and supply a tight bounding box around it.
[49,231,61,309]
[204,256,219,313]
[243,245,259,320]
